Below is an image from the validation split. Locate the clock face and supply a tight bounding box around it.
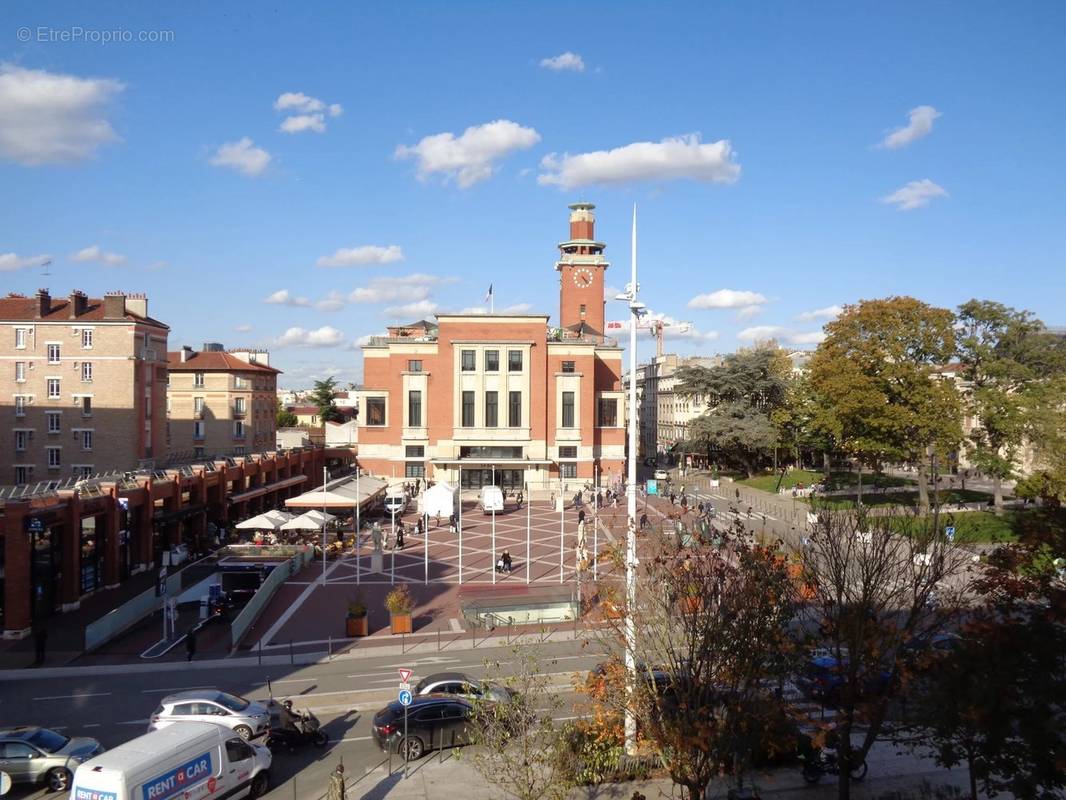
[572,267,594,288]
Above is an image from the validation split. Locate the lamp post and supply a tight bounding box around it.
[321,466,328,584]
[615,204,645,755]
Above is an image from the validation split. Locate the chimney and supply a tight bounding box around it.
[568,201,596,240]
[69,290,88,318]
[103,292,126,319]
[180,345,193,363]
[125,293,148,319]
[36,288,51,319]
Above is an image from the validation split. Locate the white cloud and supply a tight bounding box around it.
[457,302,533,315]
[539,52,586,72]
[880,105,941,150]
[274,326,346,348]
[314,292,348,312]
[274,92,342,115]
[789,331,826,345]
[538,134,740,189]
[0,252,51,272]
[796,305,842,322]
[384,299,438,318]
[735,305,762,320]
[607,311,718,343]
[210,137,271,177]
[264,289,310,307]
[737,325,787,342]
[280,114,326,134]
[316,245,404,267]
[395,120,541,188]
[145,260,168,271]
[688,289,767,310]
[234,323,254,332]
[0,64,123,165]
[881,179,948,211]
[71,244,126,266]
[348,273,455,304]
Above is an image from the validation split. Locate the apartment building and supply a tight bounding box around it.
[166,344,280,458]
[356,203,626,490]
[1,290,169,485]
[627,353,723,461]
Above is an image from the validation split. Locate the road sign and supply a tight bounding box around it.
[399,681,411,693]
[25,517,44,535]
[945,526,956,542]
[398,667,412,683]
[398,689,412,706]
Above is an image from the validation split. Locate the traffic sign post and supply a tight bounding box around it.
[945,525,956,543]
[398,667,413,779]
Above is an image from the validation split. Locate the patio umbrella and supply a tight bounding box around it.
[303,509,336,525]
[263,509,295,524]
[235,513,283,531]
[281,511,335,531]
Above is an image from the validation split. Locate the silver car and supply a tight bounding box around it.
[414,671,513,703]
[149,690,271,740]
[0,726,103,792]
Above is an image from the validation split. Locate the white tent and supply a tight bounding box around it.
[235,513,284,531]
[421,481,458,518]
[281,510,337,531]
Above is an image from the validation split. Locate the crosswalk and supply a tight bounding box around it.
[663,488,779,523]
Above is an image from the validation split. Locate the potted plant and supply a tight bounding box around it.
[385,584,414,635]
[346,595,368,637]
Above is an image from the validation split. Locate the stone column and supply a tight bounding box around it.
[59,494,83,611]
[2,504,32,639]
[102,493,121,589]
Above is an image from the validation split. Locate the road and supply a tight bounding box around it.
[0,639,601,799]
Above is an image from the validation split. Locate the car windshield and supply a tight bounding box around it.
[214,692,251,712]
[27,728,70,752]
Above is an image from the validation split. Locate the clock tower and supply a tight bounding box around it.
[556,202,609,337]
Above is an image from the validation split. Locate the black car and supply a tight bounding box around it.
[371,695,474,761]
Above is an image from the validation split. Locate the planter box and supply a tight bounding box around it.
[390,613,413,635]
[346,615,368,637]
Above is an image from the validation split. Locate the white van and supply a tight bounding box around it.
[70,722,271,800]
[478,485,504,514]
[384,486,407,515]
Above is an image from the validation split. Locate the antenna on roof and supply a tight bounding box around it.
[41,259,52,278]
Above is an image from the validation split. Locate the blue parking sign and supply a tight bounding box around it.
[945,526,955,542]
[399,689,412,706]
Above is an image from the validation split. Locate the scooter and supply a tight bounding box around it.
[799,750,868,783]
[265,700,328,753]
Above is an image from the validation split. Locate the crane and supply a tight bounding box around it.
[606,317,691,358]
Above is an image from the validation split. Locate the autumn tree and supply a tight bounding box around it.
[809,297,962,511]
[799,506,972,800]
[309,377,343,424]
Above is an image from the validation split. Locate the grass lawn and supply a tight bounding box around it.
[738,470,914,493]
[809,488,993,510]
[884,511,1021,544]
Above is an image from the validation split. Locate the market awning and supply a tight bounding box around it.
[285,474,388,510]
[228,474,307,504]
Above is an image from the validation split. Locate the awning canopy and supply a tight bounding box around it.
[281,510,337,531]
[285,474,388,510]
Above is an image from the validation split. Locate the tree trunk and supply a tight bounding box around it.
[968,758,978,800]
[993,474,1003,515]
[916,462,930,513]
[856,463,863,507]
[823,450,832,480]
[688,784,703,800]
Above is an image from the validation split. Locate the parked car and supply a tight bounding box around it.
[653,469,669,481]
[0,725,104,792]
[795,655,893,705]
[414,671,513,703]
[384,490,408,515]
[371,695,474,760]
[149,690,271,740]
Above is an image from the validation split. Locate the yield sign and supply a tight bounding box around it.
[398,668,413,683]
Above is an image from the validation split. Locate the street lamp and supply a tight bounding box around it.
[614,205,646,755]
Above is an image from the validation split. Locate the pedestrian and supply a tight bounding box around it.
[326,763,346,800]
[32,622,47,667]
[549,492,556,509]
[185,626,197,662]
[735,487,741,501]
[502,550,513,573]
[435,511,441,528]
[395,523,405,550]
[577,508,586,525]
[669,492,676,506]
[516,491,523,509]
[639,512,649,531]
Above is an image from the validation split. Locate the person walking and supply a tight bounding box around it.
[326,763,346,800]
[395,523,405,550]
[639,511,649,531]
[31,621,47,667]
[577,508,586,525]
[185,626,197,662]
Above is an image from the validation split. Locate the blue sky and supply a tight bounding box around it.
[3,1,1064,387]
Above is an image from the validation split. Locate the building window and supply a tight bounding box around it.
[508,391,521,427]
[234,397,246,416]
[47,412,60,433]
[461,350,476,371]
[81,397,92,417]
[47,447,61,469]
[558,446,577,459]
[15,396,26,417]
[366,397,386,426]
[459,445,523,459]
[234,421,245,439]
[461,391,475,427]
[597,398,618,427]
[74,465,92,479]
[47,343,61,363]
[561,391,575,428]
[408,390,422,427]
[81,362,93,382]
[233,446,245,455]
[561,360,575,374]
[561,462,577,479]
[14,430,27,452]
[194,446,205,458]
[81,329,93,349]
[485,350,499,372]
[193,421,205,439]
[194,371,205,388]
[15,328,27,349]
[508,350,523,372]
[47,378,60,399]
[82,430,93,451]
[15,361,26,382]
[15,465,30,485]
[193,397,205,416]
[485,391,498,427]
[405,463,425,478]
[407,359,423,372]
[580,304,587,317]
[405,445,425,458]
[234,376,250,390]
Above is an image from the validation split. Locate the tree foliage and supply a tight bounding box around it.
[309,377,343,424]
[275,397,298,428]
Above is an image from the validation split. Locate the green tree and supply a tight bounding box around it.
[309,377,343,424]
[809,297,962,511]
[677,346,792,477]
[275,397,298,428]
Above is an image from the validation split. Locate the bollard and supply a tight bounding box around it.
[328,635,332,661]
[401,632,405,654]
[289,640,294,665]
[258,638,262,666]
[437,628,441,651]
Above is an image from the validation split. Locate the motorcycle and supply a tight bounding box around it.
[799,750,868,783]
[265,700,328,752]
